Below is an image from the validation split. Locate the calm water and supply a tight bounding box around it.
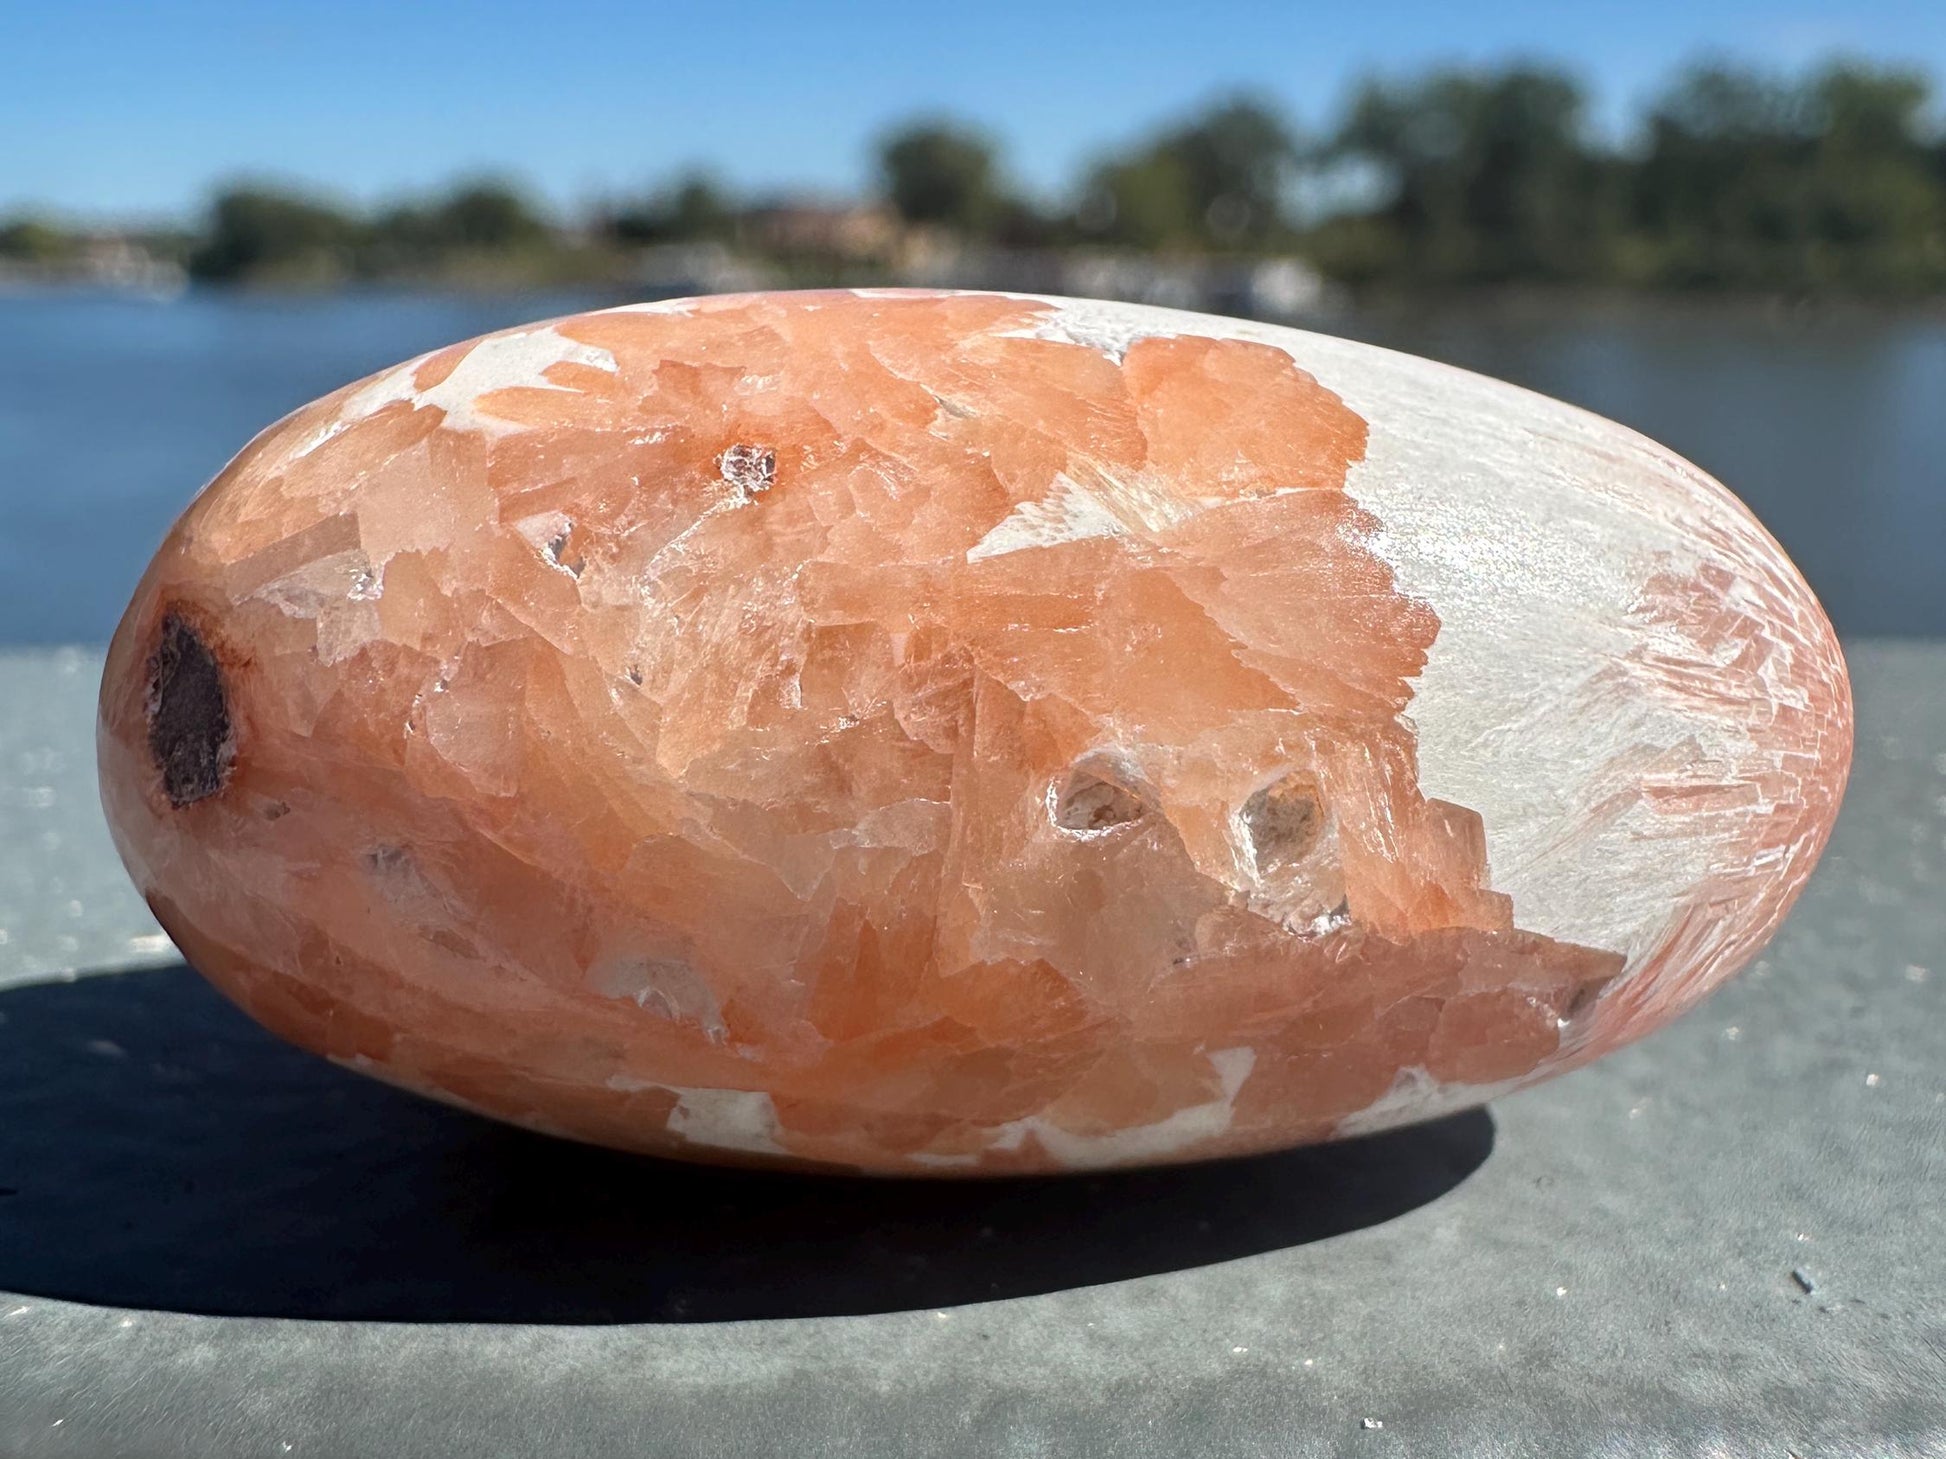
[2,287,1941,643]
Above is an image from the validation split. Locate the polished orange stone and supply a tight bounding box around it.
[98,291,1852,1173]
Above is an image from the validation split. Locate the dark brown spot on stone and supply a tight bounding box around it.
[1242,773,1324,870]
[145,612,234,808]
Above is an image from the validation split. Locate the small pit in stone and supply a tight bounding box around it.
[544,528,585,578]
[1053,769,1150,834]
[145,612,234,808]
[362,844,412,877]
[1559,981,1605,1025]
[1242,773,1325,870]
[719,444,776,498]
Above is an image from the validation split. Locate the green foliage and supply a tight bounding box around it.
[188,187,360,283]
[1083,149,1200,248]
[364,180,552,275]
[607,172,737,244]
[1625,62,1946,291]
[188,180,556,284]
[142,58,1946,297]
[878,121,1007,232]
[1082,97,1301,249]
[1325,59,1946,293]
[0,217,77,263]
[427,181,550,250]
[1329,66,1615,282]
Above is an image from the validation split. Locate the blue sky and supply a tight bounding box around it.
[7,0,1946,220]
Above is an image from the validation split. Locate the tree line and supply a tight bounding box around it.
[8,58,1945,296]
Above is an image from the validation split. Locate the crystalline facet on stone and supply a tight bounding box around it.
[97,291,1852,1174]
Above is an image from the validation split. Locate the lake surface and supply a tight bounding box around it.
[2,287,1941,644]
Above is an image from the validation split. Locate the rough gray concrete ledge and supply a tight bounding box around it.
[0,644,1942,1458]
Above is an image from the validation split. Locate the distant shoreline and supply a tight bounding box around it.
[6,271,1943,330]
[16,60,1946,309]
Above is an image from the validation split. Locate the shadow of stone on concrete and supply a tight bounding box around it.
[0,963,1493,1322]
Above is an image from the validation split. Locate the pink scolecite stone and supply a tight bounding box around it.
[96,291,1852,1174]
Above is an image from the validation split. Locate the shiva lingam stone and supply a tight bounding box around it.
[98,291,1852,1174]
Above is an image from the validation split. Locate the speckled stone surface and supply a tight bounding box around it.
[1,643,1942,1457]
